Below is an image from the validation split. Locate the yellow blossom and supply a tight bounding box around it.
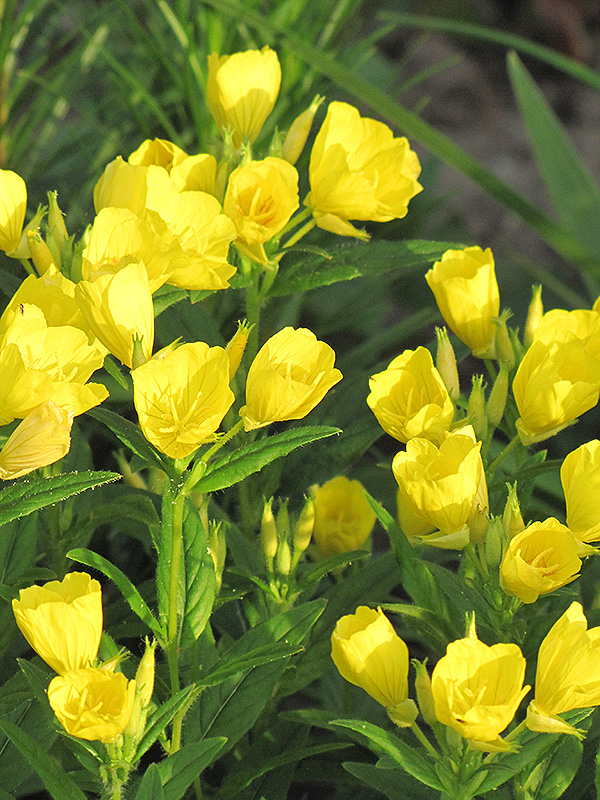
[128,137,188,171]
[392,426,488,549]
[425,247,500,358]
[0,401,73,480]
[132,342,234,460]
[367,346,454,443]
[75,261,154,368]
[207,46,281,147]
[500,518,582,604]
[12,572,102,675]
[94,157,179,220]
[432,626,529,747]
[513,338,600,446]
[561,440,600,544]
[305,101,422,239]
[527,602,600,736]
[48,668,135,742]
[170,153,217,194]
[311,476,376,558]
[223,157,299,264]
[532,308,600,360]
[0,169,27,254]
[331,606,418,727]
[397,489,435,542]
[241,327,342,431]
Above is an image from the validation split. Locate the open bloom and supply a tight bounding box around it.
[533,308,600,361]
[132,342,234,459]
[425,247,499,358]
[128,137,188,171]
[513,338,600,445]
[392,425,488,549]
[367,347,454,443]
[305,102,422,238]
[561,440,600,544]
[241,327,342,431]
[207,46,281,146]
[527,602,600,736]
[432,625,529,747]
[331,606,418,727]
[0,401,73,480]
[12,572,102,675]
[312,476,376,558]
[48,668,135,742]
[0,169,27,254]
[500,518,582,604]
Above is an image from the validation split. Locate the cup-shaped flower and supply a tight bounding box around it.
[0,169,27,254]
[392,425,488,548]
[561,440,600,544]
[331,606,418,727]
[432,628,529,747]
[94,157,179,219]
[75,261,154,368]
[500,518,582,604]
[128,137,188,171]
[425,247,500,358]
[48,668,135,742]
[312,476,376,558]
[241,327,342,431]
[12,572,102,675]
[513,338,600,446]
[170,153,217,194]
[223,157,299,264]
[305,102,422,239]
[367,347,454,443]
[132,342,235,460]
[207,46,281,146]
[0,401,73,480]
[527,602,600,736]
[532,308,600,361]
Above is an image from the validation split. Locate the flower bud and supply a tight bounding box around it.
[487,364,509,428]
[276,537,292,577]
[47,191,69,253]
[502,483,525,539]
[494,310,515,369]
[435,327,459,401]
[524,285,543,349]
[261,498,278,559]
[208,522,226,592]
[413,659,436,726]
[484,516,505,569]
[282,95,324,165]
[313,476,375,558]
[225,321,250,380]
[27,230,54,275]
[293,496,315,554]
[135,638,156,707]
[467,376,487,441]
[469,508,489,545]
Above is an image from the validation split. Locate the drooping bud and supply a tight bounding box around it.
[487,363,509,429]
[467,375,487,441]
[225,321,251,380]
[282,95,324,165]
[261,498,278,559]
[494,310,515,369]
[293,496,315,555]
[524,285,543,348]
[27,229,54,275]
[502,483,525,539]
[435,326,460,401]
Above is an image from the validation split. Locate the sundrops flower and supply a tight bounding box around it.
[312,476,376,558]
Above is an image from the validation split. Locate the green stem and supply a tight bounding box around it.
[411,721,440,759]
[167,487,186,753]
[245,263,261,364]
[278,206,312,238]
[487,433,522,476]
[19,258,34,276]
[281,217,316,249]
[201,419,244,463]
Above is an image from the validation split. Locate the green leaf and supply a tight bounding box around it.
[102,354,130,391]
[198,641,304,687]
[194,426,340,493]
[153,285,188,317]
[269,240,461,297]
[508,52,600,264]
[527,734,582,800]
[135,684,199,762]
[89,408,175,477]
[300,549,370,586]
[379,603,454,653]
[133,764,165,800]
[0,470,120,526]
[67,548,164,644]
[156,739,227,800]
[332,719,443,790]
[0,718,87,800]
[179,506,216,650]
[344,760,433,800]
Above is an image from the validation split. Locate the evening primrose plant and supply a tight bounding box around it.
[1,37,600,800]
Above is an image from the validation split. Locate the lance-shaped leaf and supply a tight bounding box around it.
[0,471,119,526]
[154,739,226,800]
[133,764,164,800]
[193,426,340,493]
[179,505,216,650]
[135,684,199,761]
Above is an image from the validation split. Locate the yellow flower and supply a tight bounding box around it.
[12,572,102,675]
[0,169,27,254]
[312,476,376,558]
[432,625,529,747]
[500,518,582,604]
[561,440,600,544]
[170,153,217,194]
[94,157,178,219]
[128,137,188,171]
[305,101,422,239]
[207,46,281,146]
[513,338,600,446]
[75,261,154,368]
[0,401,73,480]
[331,606,418,727]
[241,327,342,431]
[397,489,435,542]
[48,668,135,742]
[367,347,454,443]
[425,247,500,358]
[223,157,299,264]
[527,602,600,737]
[132,342,235,460]
[392,425,488,549]
[532,308,600,360]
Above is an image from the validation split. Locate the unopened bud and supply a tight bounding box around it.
[135,638,156,707]
[413,659,436,726]
[467,376,487,441]
[502,483,524,539]
[268,128,284,159]
[27,229,54,275]
[494,310,515,369]
[225,321,251,380]
[487,364,509,428]
[282,95,324,165]
[524,285,543,348]
[484,516,505,569]
[435,326,459,401]
[47,191,69,261]
[8,204,46,260]
[276,536,292,576]
[208,522,226,592]
[276,500,290,543]
[261,498,278,559]
[293,496,315,554]
[131,333,148,370]
[469,508,489,544]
